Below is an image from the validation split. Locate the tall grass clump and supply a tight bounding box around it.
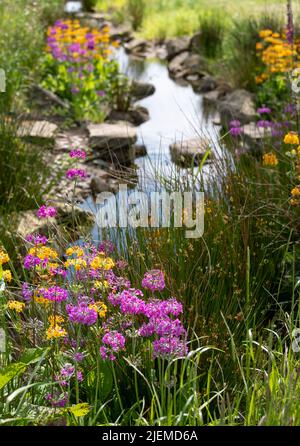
[197,13,225,58]
[142,8,199,40]
[0,118,62,215]
[0,0,65,114]
[82,0,98,12]
[226,15,283,90]
[127,0,146,31]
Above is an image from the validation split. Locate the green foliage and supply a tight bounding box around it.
[41,56,123,121]
[198,13,224,58]
[2,0,300,428]
[41,20,130,121]
[257,76,291,110]
[0,363,27,391]
[142,8,199,40]
[127,0,146,31]
[102,0,294,41]
[225,15,282,90]
[82,0,98,12]
[0,0,65,114]
[0,117,61,214]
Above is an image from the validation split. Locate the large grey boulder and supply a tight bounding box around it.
[183,53,206,73]
[130,80,155,100]
[165,37,190,60]
[168,52,207,79]
[107,105,150,126]
[90,176,119,196]
[219,89,256,127]
[194,75,218,93]
[124,39,153,57]
[17,120,58,145]
[242,122,273,149]
[168,52,190,78]
[203,83,232,104]
[109,25,132,42]
[87,121,137,165]
[189,31,202,52]
[169,137,211,167]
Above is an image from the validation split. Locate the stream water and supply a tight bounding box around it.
[83,47,224,241]
[117,48,222,184]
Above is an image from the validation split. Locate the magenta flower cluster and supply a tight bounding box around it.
[22,240,188,373]
[100,331,126,361]
[105,270,131,291]
[39,286,68,302]
[152,337,188,359]
[104,282,187,361]
[66,168,87,180]
[46,392,68,408]
[25,233,48,245]
[37,205,57,219]
[141,269,165,292]
[66,303,97,325]
[24,254,44,270]
[98,240,115,255]
[229,120,243,137]
[257,106,271,115]
[54,363,83,387]
[47,20,97,63]
[69,149,86,160]
[22,283,33,302]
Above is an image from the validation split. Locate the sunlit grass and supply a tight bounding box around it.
[97,0,299,39]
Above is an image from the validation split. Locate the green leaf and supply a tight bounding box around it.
[87,361,113,401]
[0,362,27,390]
[19,347,50,365]
[7,382,53,403]
[68,403,90,417]
[99,361,113,400]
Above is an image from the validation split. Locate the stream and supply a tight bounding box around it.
[118,48,222,184]
[83,47,224,241]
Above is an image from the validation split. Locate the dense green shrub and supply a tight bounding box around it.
[82,0,98,12]
[197,13,225,58]
[226,16,283,90]
[126,0,146,31]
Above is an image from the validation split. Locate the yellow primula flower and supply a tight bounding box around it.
[47,262,59,270]
[263,152,279,167]
[259,29,273,39]
[48,315,65,326]
[284,132,299,145]
[3,270,12,283]
[94,280,109,290]
[89,301,107,318]
[0,249,9,266]
[34,293,51,306]
[90,256,115,271]
[7,300,25,313]
[46,325,67,340]
[29,246,58,261]
[65,258,87,271]
[291,186,300,197]
[66,246,85,258]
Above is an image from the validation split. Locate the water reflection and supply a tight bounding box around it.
[82,47,226,239]
[117,48,222,185]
